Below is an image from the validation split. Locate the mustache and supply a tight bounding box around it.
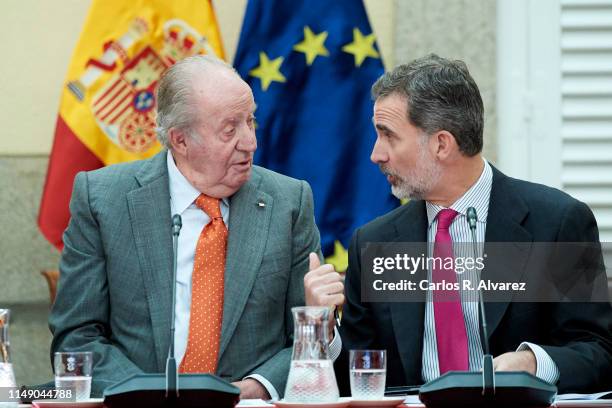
[379,165,399,178]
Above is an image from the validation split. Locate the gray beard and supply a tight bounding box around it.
[389,158,441,201]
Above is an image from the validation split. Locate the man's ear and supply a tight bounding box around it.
[433,130,458,160]
[168,128,188,156]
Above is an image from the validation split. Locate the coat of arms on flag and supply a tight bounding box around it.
[39,0,225,249]
[67,18,219,155]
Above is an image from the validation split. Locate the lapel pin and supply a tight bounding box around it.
[257,200,266,208]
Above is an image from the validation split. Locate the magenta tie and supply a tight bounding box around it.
[433,209,469,374]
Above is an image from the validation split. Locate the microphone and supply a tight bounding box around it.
[466,208,490,356]
[103,214,240,408]
[466,207,493,392]
[172,214,182,235]
[466,206,478,230]
[166,215,182,397]
[418,207,557,407]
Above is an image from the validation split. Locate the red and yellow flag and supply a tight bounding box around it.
[39,0,225,250]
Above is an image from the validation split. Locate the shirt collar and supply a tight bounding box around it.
[426,158,492,226]
[167,150,229,215]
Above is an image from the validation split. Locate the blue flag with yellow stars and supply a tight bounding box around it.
[233,0,398,267]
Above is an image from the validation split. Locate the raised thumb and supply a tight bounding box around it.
[309,252,321,271]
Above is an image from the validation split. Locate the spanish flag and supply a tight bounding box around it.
[39,0,225,250]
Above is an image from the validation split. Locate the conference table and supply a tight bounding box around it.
[18,401,612,408]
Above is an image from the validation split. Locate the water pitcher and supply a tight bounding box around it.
[284,306,339,402]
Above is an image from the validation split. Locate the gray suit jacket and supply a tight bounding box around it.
[49,151,320,397]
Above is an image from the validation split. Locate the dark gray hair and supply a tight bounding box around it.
[155,54,236,148]
[372,54,483,156]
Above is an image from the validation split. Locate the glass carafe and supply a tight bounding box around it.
[284,306,339,402]
[0,309,16,390]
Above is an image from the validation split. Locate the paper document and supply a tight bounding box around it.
[556,391,612,401]
[236,399,275,407]
[403,394,423,405]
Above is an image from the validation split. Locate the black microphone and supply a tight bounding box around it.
[466,206,478,230]
[466,208,490,356]
[418,207,557,407]
[103,214,240,408]
[172,214,182,236]
[466,207,493,393]
[166,214,182,397]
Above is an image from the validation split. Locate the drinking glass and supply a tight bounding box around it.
[349,349,387,400]
[54,351,93,401]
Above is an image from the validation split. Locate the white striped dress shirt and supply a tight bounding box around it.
[421,159,560,384]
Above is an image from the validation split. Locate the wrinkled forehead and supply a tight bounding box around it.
[191,67,253,105]
[373,93,409,124]
[374,92,408,110]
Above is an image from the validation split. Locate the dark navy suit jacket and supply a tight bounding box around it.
[338,166,612,394]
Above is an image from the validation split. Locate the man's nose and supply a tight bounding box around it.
[370,138,388,164]
[237,128,257,152]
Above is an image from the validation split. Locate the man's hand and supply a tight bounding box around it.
[231,379,270,400]
[304,253,345,307]
[493,350,536,375]
[304,252,345,336]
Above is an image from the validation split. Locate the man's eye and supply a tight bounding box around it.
[224,127,236,135]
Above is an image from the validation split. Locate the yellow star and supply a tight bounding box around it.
[293,26,329,66]
[341,28,380,67]
[249,52,286,91]
[325,240,349,273]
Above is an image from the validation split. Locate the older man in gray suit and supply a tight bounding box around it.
[49,55,343,400]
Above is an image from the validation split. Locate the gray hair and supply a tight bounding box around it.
[372,54,483,156]
[155,54,237,148]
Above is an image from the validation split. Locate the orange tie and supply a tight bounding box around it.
[180,194,227,373]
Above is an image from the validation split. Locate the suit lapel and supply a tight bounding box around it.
[389,168,534,378]
[218,169,273,359]
[127,152,173,371]
[482,167,532,337]
[388,201,429,384]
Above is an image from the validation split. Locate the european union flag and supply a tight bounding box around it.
[234,0,398,259]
